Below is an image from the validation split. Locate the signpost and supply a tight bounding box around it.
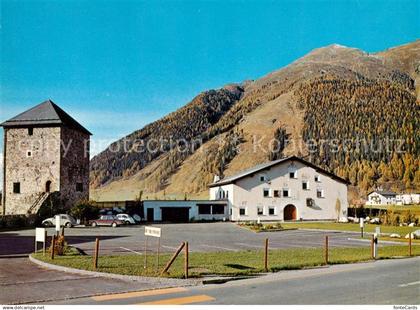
[144,226,161,270]
[372,233,378,259]
[360,218,364,238]
[55,215,61,236]
[35,228,47,255]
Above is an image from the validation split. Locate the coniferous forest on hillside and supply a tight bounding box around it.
[296,75,419,196]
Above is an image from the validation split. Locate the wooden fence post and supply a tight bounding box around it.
[264,238,269,272]
[161,242,185,275]
[93,238,99,269]
[371,235,374,259]
[51,235,55,260]
[324,235,329,265]
[409,233,412,257]
[184,241,189,279]
[43,231,47,256]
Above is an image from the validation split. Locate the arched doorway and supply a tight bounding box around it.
[284,204,297,221]
[45,181,51,193]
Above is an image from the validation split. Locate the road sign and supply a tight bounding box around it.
[55,215,61,232]
[36,228,46,242]
[145,226,161,238]
[35,227,47,255]
[144,226,162,270]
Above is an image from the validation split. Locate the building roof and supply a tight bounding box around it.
[368,190,397,196]
[1,99,92,135]
[209,155,350,187]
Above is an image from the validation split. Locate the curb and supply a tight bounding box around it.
[202,275,256,284]
[298,228,372,234]
[0,254,29,259]
[29,255,201,286]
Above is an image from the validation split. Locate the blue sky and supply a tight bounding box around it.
[1,0,419,159]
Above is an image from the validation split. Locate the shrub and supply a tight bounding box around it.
[401,210,416,225]
[49,235,68,256]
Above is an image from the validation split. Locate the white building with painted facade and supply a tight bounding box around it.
[209,156,349,221]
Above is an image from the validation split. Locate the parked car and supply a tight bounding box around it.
[132,214,142,223]
[42,214,77,227]
[116,213,136,224]
[89,215,124,228]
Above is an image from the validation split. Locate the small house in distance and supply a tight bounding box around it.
[1,100,91,215]
[396,193,420,205]
[209,156,349,221]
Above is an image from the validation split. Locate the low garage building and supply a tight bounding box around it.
[143,200,228,222]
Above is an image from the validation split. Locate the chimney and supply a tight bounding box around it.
[213,175,220,183]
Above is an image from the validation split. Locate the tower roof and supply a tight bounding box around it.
[1,99,92,135]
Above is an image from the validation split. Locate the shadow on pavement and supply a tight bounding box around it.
[0,233,129,256]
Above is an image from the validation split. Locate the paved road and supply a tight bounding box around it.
[1,222,373,256]
[51,257,420,305]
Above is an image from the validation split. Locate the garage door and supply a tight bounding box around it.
[161,207,190,223]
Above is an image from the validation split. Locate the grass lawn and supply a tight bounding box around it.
[32,244,419,278]
[280,222,418,235]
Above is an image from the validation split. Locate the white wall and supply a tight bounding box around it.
[143,200,228,221]
[396,194,420,205]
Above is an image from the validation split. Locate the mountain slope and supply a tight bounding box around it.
[90,40,420,202]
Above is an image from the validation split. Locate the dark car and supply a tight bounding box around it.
[90,215,124,228]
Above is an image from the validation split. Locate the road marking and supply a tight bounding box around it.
[398,281,420,288]
[201,244,238,251]
[91,287,188,301]
[120,247,143,255]
[347,238,405,245]
[235,243,263,249]
[139,294,215,305]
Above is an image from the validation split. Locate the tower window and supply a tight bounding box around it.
[13,182,21,194]
[76,182,83,192]
[27,151,32,157]
[28,128,33,136]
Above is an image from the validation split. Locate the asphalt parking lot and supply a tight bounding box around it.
[1,222,371,256]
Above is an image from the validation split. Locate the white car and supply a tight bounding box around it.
[116,213,136,224]
[42,214,77,227]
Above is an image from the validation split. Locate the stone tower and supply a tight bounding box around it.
[1,100,91,215]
